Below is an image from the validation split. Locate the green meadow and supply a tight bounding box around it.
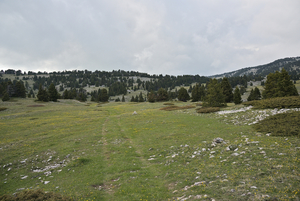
[0,99,299,200]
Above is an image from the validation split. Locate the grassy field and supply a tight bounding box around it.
[0,99,300,200]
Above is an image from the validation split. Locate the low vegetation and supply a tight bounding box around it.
[243,96,300,109]
[160,105,195,111]
[0,107,7,111]
[0,189,72,201]
[254,111,300,136]
[0,98,299,200]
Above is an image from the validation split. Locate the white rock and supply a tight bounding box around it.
[44,181,50,184]
[250,186,257,189]
[21,176,28,179]
[232,153,239,156]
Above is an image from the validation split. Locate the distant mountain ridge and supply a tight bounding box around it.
[210,57,300,78]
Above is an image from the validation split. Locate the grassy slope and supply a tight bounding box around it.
[0,99,299,200]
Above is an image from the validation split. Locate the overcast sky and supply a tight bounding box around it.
[0,0,300,76]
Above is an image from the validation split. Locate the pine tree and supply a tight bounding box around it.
[122,95,125,102]
[263,68,298,98]
[63,89,69,99]
[203,78,225,107]
[221,77,233,102]
[233,87,242,105]
[147,90,156,103]
[99,89,109,102]
[191,84,200,102]
[247,87,261,101]
[156,88,168,101]
[134,95,139,102]
[37,84,49,102]
[14,81,26,98]
[178,87,190,102]
[130,96,135,102]
[138,92,144,102]
[2,91,10,101]
[48,83,59,102]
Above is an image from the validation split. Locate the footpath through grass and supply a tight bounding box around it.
[0,99,299,200]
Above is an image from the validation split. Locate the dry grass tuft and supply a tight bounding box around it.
[196,107,220,113]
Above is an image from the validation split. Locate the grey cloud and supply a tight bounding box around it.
[0,0,299,76]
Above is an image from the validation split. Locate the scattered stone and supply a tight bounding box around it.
[213,138,223,143]
[250,186,257,189]
[20,159,27,164]
[230,189,235,192]
[16,188,25,191]
[132,111,137,115]
[44,181,50,184]
[232,153,239,156]
[21,176,28,179]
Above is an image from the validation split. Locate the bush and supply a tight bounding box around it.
[0,189,73,201]
[243,96,300,109]
[254,111,300,136]
[196,102,203,106]
[0,107,7,111]
[196,107,220,113]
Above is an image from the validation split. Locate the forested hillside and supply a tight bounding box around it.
[211,57,300,78]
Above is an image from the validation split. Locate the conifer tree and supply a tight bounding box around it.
[134,95,139,102]
[37,84,49,102]
[131,96,135,102]
[2,91,10,101]
[122,95,125,102]
[221,77,233,102]
[203,78,225,107]
[48,83,59,102]
[178,87,190,102]
[156,88,168,101]
[263,68,298,98]
[99,89,109,102]
[147,90,156,103]
[233,87,242,105]
[247,87,261,101]
[138,92,144,102]
[191,84,200,102]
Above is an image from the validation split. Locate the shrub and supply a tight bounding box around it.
[253,111,300,136]
[0,107,7,111]
[243,96,300,109]
[196,107,220,113]
[0,189,73,201]
[196,102,203,106]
